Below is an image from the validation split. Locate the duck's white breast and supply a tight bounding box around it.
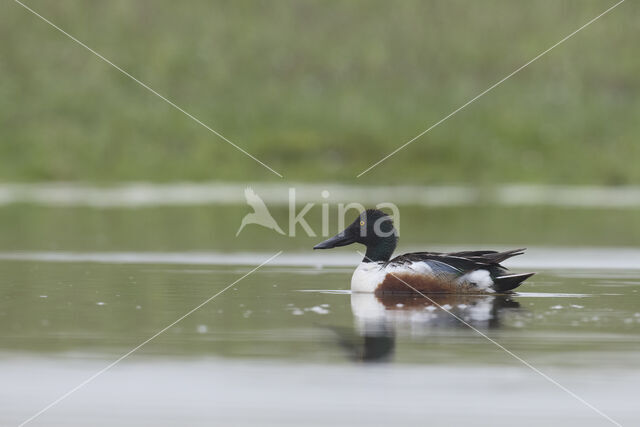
[351,262,384,293]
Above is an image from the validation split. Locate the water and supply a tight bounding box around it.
[0,197,638,426]
[1,254,639,426]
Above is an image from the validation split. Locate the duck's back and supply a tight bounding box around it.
[352,249,534,294]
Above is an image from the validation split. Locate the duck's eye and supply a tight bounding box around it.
[360,221,365,226]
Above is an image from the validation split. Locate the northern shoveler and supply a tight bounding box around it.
[313,209,534,294]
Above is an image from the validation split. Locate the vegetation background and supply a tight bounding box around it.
[2,0,638,185]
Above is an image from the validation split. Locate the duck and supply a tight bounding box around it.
[313,209,535,294]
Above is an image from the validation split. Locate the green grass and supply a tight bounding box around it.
[1,0,639,184]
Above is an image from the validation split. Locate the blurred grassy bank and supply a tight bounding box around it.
[1,0,638,184]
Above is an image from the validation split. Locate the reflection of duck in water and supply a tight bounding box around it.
[353,293,520,334]
[314,209,534,294]
[331,293,520,363]
[329,324,396,363]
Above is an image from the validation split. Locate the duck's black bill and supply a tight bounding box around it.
[313,233,355,249]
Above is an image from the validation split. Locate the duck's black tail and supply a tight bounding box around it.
[493,272,535,292]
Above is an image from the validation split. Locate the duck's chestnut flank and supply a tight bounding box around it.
[376,273,488,295]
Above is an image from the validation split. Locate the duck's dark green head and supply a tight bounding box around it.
[313,209,398,262]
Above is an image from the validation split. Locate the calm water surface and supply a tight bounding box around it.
[1,252,639,426]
